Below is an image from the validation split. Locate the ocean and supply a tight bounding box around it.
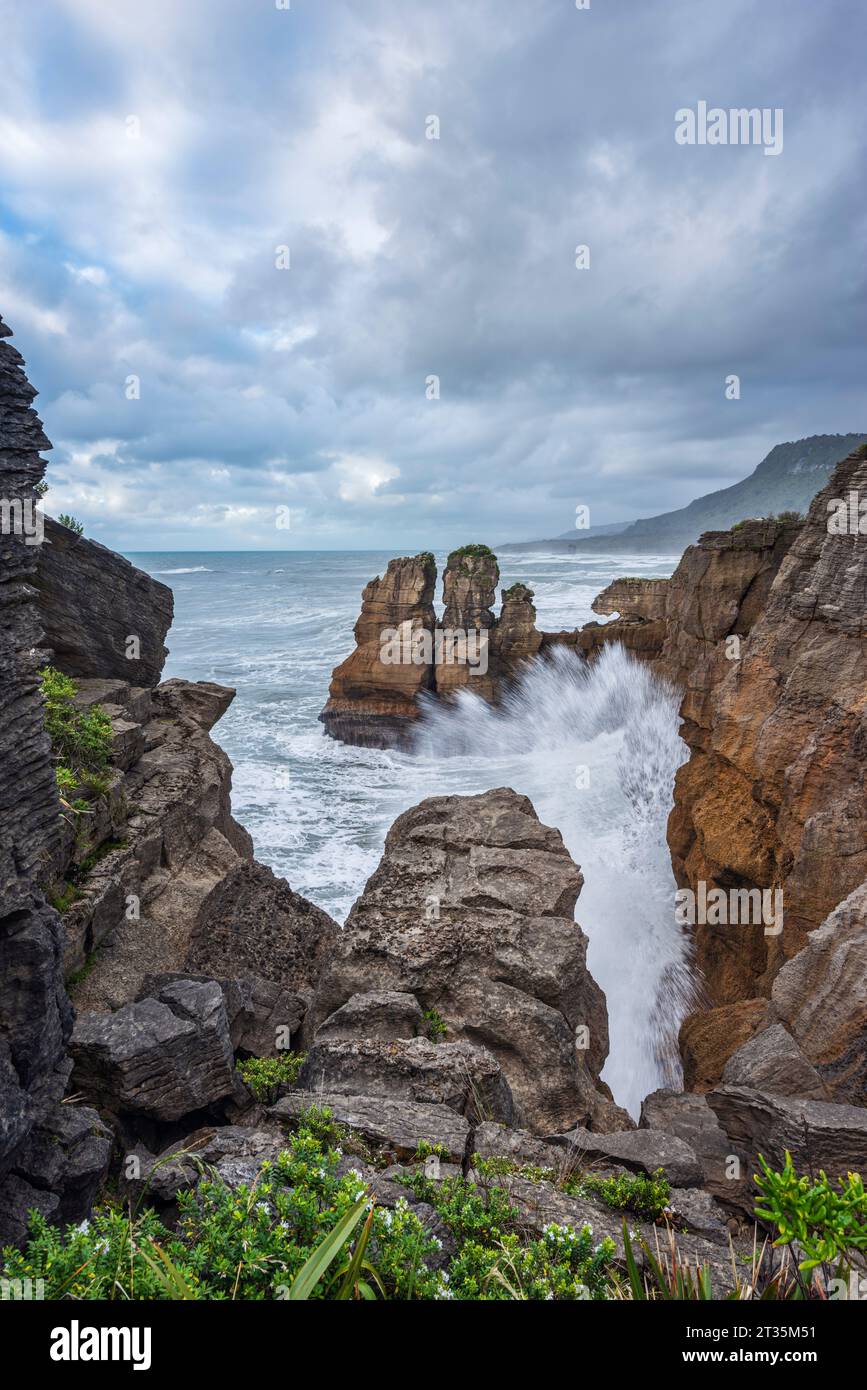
[130,547,688,1113]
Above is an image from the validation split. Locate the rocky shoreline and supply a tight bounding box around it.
[1,314,865,1298]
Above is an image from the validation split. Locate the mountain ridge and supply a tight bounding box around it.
[500,433,867,553]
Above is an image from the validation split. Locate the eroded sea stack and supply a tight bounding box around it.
[320,545,545,747]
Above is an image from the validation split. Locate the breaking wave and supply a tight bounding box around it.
[413,642,698,1115]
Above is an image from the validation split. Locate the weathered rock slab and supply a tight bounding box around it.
[269,1091,471,1163]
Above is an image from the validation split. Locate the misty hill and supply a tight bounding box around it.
[501,434,867,554]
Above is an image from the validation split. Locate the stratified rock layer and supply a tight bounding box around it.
[437,547,499,702]
[320,551,547,747]
[771,882,867,1104]
[0,315,78,1243]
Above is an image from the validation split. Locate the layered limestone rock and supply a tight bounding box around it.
[578,519,799,692]
[771,881,867,1104]
[37,516,173,686]
[577,575,669,661]
[319,552,437,748]
[668,446,867,1015]
[707,1086,867,1216]
[309,787,628,1134]
[0,314,101,1245]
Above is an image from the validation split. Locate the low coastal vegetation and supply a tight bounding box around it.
[4,1109,864,1302]
[235,1054,305,1103]
[40,665,112,798]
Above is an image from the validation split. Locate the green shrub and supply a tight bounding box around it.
[420,1007,447,1043]
[57,513,84,535]
[447,543,495,561]
[754,1150,867,1272]
[501,582,534,602]
[403,1170,615,1299]
[564,1167,671,1222]
[236,1053,305,1103]
[40,666,112,792]
[470,1155,670,1222]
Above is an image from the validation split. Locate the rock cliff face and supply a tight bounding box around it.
[581,448,867,1100]
[59,676,256,1011]
[0,315,105,1245]
[0,315,337,1242]
[665,446,867,1095]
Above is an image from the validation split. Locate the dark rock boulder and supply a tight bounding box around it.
[639,1088,735,1205]
[139,971,307,1057]
[0,1105,113,1245]
[70,979,241,1123]
[119,1125,288,1206]
[36,514,173,687]
[185,860,337,1012]
[546,1125,703,1188]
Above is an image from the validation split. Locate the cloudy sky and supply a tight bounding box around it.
[1,0,864,552]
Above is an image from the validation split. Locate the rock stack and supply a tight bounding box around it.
[320,552,437,748]
[320,547,547,747]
